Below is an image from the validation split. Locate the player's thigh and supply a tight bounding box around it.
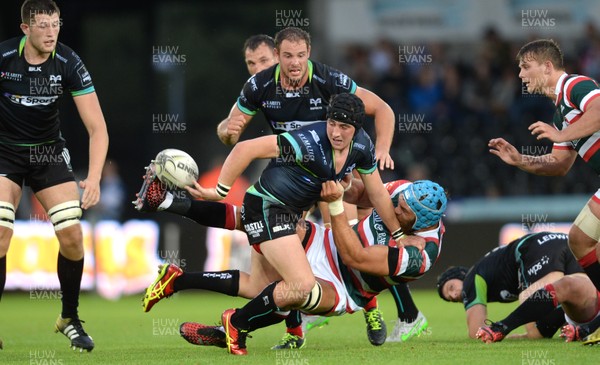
[557,274,598,323]
[260,235,314,289]
[0,177,23,208]
[34,181,80,211]
[238,249,282,298]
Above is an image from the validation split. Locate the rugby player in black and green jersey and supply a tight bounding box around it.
[437,232,583,339]
[216,27,419,346]
[0,0,108,352]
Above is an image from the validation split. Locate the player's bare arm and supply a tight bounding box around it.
[186,135,278,200]
[355,87,395,170]
[466,304,487,339]
[73,92,109,210]
[217,104,254,145]
[360,169,401,234]
[489,137,577,176]
[530,98,600,143]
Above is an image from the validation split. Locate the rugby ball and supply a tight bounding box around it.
[154,149,199,188]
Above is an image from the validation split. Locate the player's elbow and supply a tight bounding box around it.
[339,251,365,270]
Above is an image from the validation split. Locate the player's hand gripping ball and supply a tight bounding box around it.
[154,149,199,189]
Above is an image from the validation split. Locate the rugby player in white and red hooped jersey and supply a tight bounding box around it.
[488,40,600,342]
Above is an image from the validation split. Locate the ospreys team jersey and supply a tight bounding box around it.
[0,36,95,145]
[251,122,376,210]
[462,231,582,310]
[551,73,600,174]
[303,180,445,310]
[237,60,357,133]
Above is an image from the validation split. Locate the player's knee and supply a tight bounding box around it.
[48,200,82,231]
[299,281,322,313]
[0,202,15,253]
[572,205,600,249]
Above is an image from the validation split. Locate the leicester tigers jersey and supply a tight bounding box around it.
[0,36,95,145]
[251,122,376,211]
[336,180,444,307]
[551,73,600,174]
[237,60,357,134]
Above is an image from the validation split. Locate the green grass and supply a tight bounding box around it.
[0,290,596,364]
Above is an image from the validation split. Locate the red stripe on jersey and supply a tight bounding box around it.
[555,75,568,107]
[224,203,236,230]
[583,139,600,162]
[565,76,591,109]
[324,233,343,282]
[316,279,343,315]
[593,195,600,205]
[568,113,582,124]
[303,221,317,253]
[419,250,427,274]
[356,221,371,249]
[394,247,403,276]
[583,93,600,112]
[552,144,574,151]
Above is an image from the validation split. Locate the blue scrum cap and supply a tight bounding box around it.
[402,180,447,231]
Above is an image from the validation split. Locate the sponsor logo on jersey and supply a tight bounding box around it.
[334,73,350,89]
[309,97,323,110]
[28,66,42,72]
[0,71,23,81]
[49,75,62,83]
[353,142,366,151]
[2,49,17,57]
[536,233,567,245]
[76,64,92,87]
[344,163,356,175]
[4,93,59,106]
[527,255,550,276]
[243,221,264,238]
[249,76,258,91]
[261,100,281,109]
[272,223,293,233]
[500,290,518,301]
[312,74,325,84]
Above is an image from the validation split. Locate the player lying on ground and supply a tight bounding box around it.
[475,273,600,344]
[135,176,446,352]
[437,231,584,339]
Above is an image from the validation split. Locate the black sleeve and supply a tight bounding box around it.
[387,246,398,276]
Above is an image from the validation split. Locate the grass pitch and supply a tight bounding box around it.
[0,290,596,364]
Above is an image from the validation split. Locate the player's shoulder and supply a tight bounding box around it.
[312,60,351,85]
[564,73,600,91]
[385,180,412,196]
[53,41,83,65]
[248,64,277,88]
[0,37,23,60]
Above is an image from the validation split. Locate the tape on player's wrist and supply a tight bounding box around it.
[216,182,231,198]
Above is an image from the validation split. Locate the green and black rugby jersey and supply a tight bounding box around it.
[0,36,95,145]
[237,59,357,134]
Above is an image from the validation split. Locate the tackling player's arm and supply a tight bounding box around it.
[355,87,395,170]
[217,104,254,145]
[73,92,109,210]
[489,138,577,176]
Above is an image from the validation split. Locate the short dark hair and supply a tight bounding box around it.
[243,34,275,54]
[21,0,59,25]
[274,27,311,50]
[516,39,564,70]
